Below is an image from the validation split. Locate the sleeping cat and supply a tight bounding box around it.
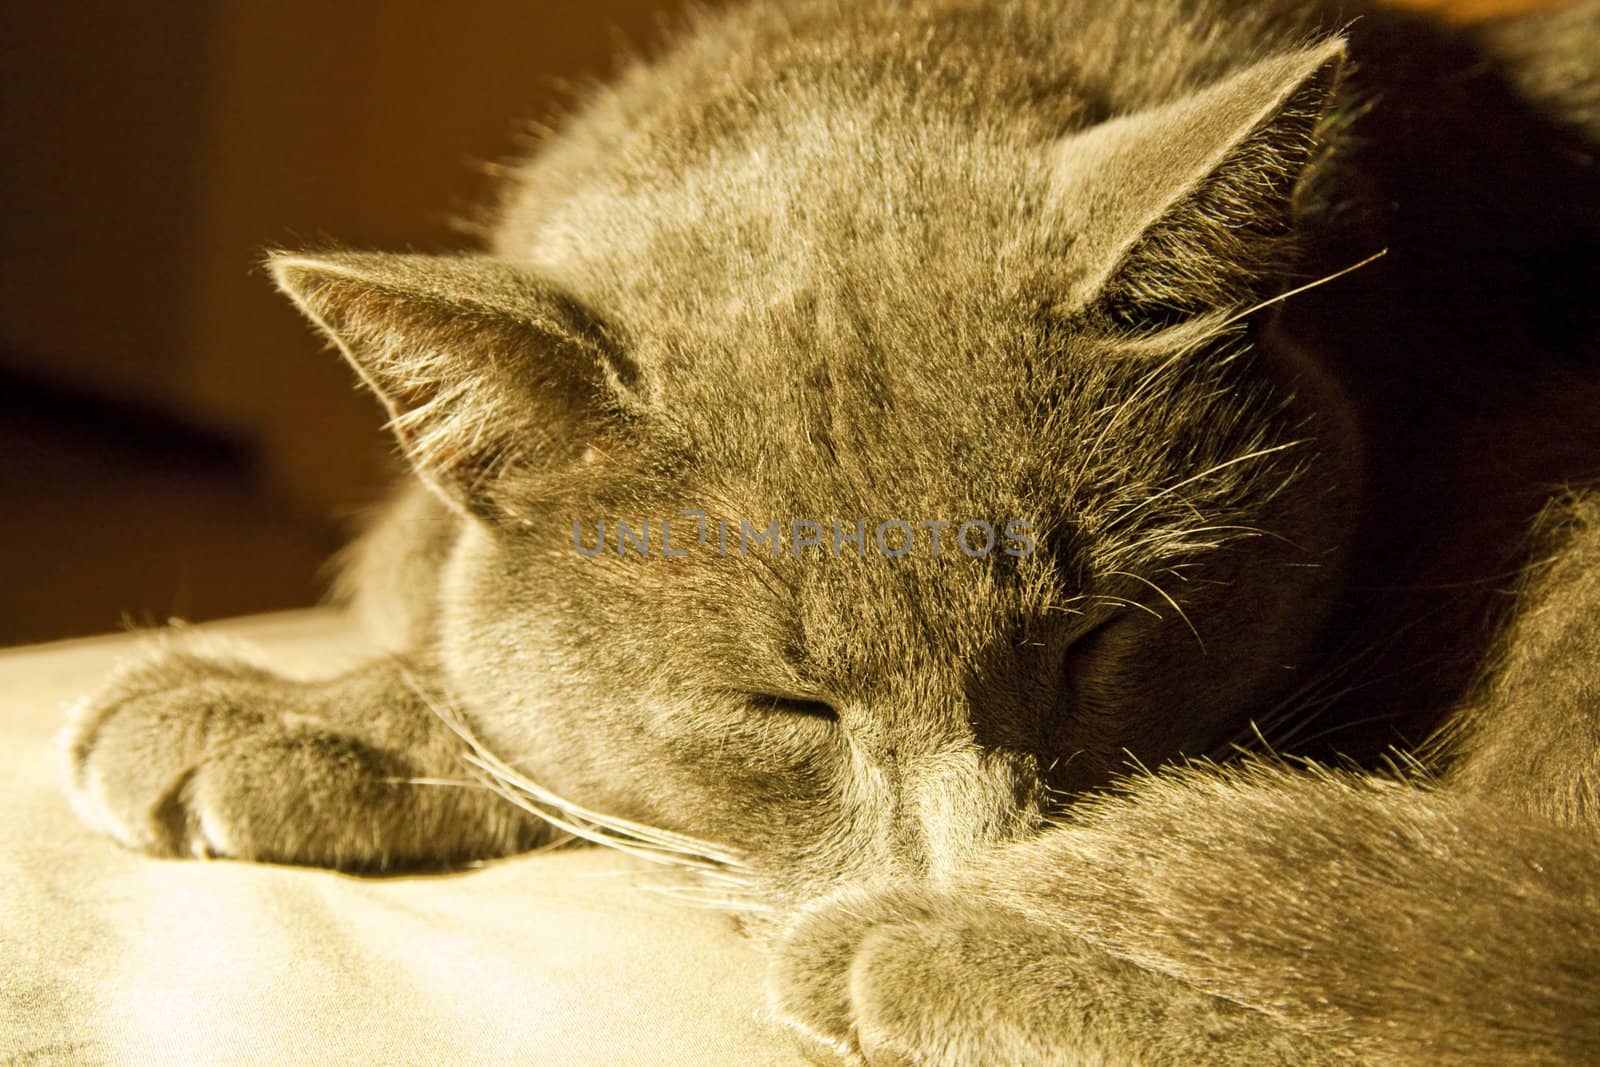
[62,0,1600,1062]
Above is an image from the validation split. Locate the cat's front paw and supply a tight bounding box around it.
[60,646,410,867]
[767,884,930,1065]
[63,649,271,857]
[769,884,1073,1067]
[769,882,1356,1067]
[63,645,540,871]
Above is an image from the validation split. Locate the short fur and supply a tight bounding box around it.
[63,0,1600,1062]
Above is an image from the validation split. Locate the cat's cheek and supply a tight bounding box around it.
[655,708,840,792]
[645,708,858,851]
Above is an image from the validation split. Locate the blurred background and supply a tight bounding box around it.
[0,0,1563,645]
[1,1,670,645]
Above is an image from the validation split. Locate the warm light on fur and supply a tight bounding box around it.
[63,0,1600,1062]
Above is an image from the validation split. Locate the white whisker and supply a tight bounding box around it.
[1087,593,1163,621]
[399,669,750,875]
[467,760,736,873]
[639,882,775,914]
[381,776,496,789]
[463,746,747,867]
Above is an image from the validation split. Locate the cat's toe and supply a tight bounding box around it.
[768,884,943,1065]
[771,885,1081,1066]
[844,910,1021,1067]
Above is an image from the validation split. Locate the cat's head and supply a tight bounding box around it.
[272,39,1361,910]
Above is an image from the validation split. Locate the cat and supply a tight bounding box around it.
[61,0,1600,1062]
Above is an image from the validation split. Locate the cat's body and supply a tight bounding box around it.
[63,0,1600,1062]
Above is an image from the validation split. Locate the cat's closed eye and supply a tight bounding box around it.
[1062,615,1125,676]
[1055,614,1138,734]
[748,694,840,722]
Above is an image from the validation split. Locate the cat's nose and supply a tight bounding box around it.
[899,745,1041,880]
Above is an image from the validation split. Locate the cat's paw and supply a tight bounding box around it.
[63,644,541,870]
[63,648,266,857]
[769,882,1355,1067]
[768,883,1073,1066]
[60,646,407,866]
[767,884,931,1065]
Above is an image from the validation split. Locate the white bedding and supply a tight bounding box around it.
[0,611,806,1066]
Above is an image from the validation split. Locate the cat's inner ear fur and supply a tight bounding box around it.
[270,251,630,520]
[1051,37,1347,326]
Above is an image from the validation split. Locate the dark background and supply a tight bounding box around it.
[0,0,1557,646]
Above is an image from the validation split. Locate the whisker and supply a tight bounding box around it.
[1112,440,1308,526]
[1075,343,1199,481]
[1239,600,1457,755]
[465,752,744,871]
[1218,249,1389,330]
[450,720,743,863]
[381,776,496,789]
[1085,593,1164,621]
[467,761,736,873]
[640,883,776,913]
[1121,523,1298,553]
[1107,569,1205,654]
[1284,707,1425,753]
[399,669,750,872]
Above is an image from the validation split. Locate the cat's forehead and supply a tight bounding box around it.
[652,309,1053,510]
[506,98,1070,339]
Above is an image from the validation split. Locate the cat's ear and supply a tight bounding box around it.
[269,251,630,521]
[1051,38,1347,325]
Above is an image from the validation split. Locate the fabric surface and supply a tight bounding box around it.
[0,610,806,1066]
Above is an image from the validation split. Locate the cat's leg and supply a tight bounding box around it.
[772,765,1600,1066]
[988,769,1600,1066]
[63,645,545,870]
[771,879,1353,1067]
[1441,489,1600,827]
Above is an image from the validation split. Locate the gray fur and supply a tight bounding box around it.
[61,0,1600,1062]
